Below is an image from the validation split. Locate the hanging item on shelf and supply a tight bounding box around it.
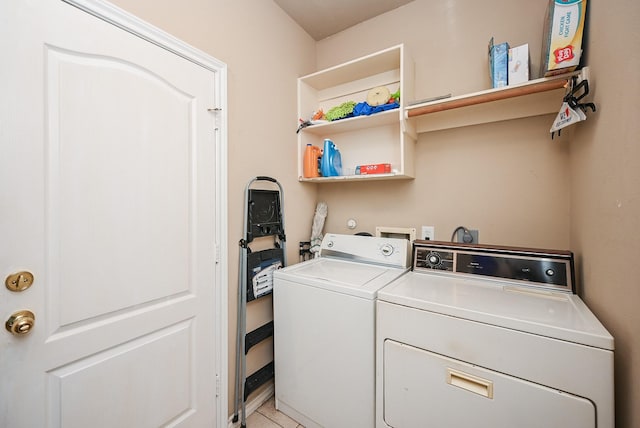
[550,74,596,139]
[550,102,586,136]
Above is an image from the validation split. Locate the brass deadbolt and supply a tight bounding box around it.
[5,271,34,292]
[5,310,35,336]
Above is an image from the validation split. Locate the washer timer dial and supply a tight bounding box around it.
[380,244,395,256]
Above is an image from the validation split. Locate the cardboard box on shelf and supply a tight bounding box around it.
[488,38,509,88]
[356,163,391,175]
[539,0,588,77]
[508,44,530,85]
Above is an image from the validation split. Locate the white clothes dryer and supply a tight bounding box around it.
[376,241,614,428]
[274,233,410,428]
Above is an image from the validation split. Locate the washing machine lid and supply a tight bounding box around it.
[378,272,614,350]
[275,258,408,299]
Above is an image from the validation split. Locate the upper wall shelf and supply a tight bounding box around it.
[297,42,587,184]
[297,44,415,182]
[405,70,582,133]
[300,109,399,136]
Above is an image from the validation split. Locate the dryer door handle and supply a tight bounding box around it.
[447,368,494,399]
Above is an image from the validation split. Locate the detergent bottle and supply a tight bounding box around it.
[320,139,342,177]
[303,144,322,178]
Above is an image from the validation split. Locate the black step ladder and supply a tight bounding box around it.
[233,177,286,427]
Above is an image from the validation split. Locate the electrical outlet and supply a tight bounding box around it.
[457,228,479,244]
[421,226,435,240]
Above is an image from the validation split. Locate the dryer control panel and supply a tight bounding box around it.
[413,240,575,293]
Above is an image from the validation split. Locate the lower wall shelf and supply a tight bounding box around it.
[299,172,414,182]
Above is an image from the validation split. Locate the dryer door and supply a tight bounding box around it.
[382,340,595,428]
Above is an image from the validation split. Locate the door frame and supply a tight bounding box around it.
[61,0,229,425]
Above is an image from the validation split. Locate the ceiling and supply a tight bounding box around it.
[273,0,415,41]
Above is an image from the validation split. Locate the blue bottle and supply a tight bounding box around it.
[320,139,342,177]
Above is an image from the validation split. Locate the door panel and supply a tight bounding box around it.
[47,45,193,326]
[1,1,224,427]
[49,321,193,427]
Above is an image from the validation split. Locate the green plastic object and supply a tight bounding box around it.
[325,101,356,121]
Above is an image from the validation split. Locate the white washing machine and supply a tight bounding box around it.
[273,233,410,428]
[376,241,615,428]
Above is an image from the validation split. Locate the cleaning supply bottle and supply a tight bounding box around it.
[320,139,342,177]
[303,144,322,178]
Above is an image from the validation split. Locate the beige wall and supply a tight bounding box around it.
[108,0,317,417]
[569,1,640,428]
[316,115,571,248]
[104,0,639,426]
[317,0,640,427]
[316,0,569,248]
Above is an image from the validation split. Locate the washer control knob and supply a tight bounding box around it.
[546,268,555,277]
[326,241,334,248]
[381,244,394,256]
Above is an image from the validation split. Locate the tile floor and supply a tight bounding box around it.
[245,397,304,428]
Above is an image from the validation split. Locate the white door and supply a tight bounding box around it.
[1,1,227,427]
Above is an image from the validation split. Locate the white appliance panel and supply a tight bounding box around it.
[379,272,613,349]
[376,242,614,428]
[383,340,595,428]
[275,257,406,299]
[274,234,410,428]
[320,233,410,268]
[375,300,615,409]
[274,276,376,428]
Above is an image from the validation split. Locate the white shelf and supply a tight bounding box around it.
[301,46,401,90]
[297,46,585,183]
[299,172,413,183]
[405,70,580,133]
[297,44,415,183]
[300,109,401,135]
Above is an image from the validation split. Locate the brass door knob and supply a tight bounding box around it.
[5,310,35,336]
